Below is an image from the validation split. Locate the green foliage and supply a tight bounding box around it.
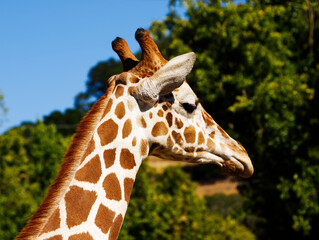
[119,164,255,240]
[205,194,243,219]
[0,122,70,239]
[149,0,319,238]
[43,108,84,136]
[278,164,319,235]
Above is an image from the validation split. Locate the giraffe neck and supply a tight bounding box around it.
[35,84,149,240]
[37,139,144,240]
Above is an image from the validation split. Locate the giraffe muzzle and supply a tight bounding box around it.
[221,155,254,178]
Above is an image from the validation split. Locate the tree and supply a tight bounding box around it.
[149,0,319,238]
[43,108,84,136]
[0,122,70,239]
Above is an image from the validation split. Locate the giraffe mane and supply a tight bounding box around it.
[16,81,116,240]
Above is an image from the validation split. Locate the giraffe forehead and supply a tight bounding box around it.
[111,72,141,87]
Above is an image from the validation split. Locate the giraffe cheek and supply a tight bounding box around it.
[207,138,216,152]
[197,131,205,145]
[172,130,184,146]
[151,122,168,137]
[167,136,174,148]
[184,126,196,143]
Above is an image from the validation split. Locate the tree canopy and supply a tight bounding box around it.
[149,0,319,238]
[0,122,70,239]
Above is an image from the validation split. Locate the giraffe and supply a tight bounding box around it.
[16,28,253,240]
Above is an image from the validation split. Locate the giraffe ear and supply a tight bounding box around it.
[133,52,196,105]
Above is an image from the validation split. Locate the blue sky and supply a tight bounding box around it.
[0,0,183,133]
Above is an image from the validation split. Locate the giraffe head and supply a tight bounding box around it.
[110,28,253,178]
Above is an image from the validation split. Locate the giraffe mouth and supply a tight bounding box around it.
[197,153,253,178]
[221,156,253,178]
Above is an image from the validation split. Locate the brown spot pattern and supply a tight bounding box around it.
[157,109,164,117]
[103,173,122,201]
[109,214,123,240]
[132,137,137,146]
[138,116,147,128]
[80,138,95,163]
[102,99,113,119]
[41,208,60,233]
[103,148,116,168]
[175,118,184,129]
[185,147,195,152]
[116,72,128,85]
[120,148,136,169]
[172,131,183,145]
[166,112,173,127]
[69,233,94,240]
[95,204,116,234]
[167,136,174,148]
[115,102,126,119]
[162,105,168,111]
[75,154,102,183]
[184,126,196,143]
[149,112,153,119]
[127,101,134,111]
[44,235,62,240]
[122,119,132,138]
[98,119,118,146]
[129,75,139,83]
[115,85,124,98]
[65,186,97,228]
[207,138,216,151]
[124,178,135,202]
[197,147,204,152]
[128,86,135,96]
[140,139,148,156]
[151,122,168,137]
[198,131,205,145]
[209,131,215,139]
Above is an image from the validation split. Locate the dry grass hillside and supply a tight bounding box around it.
[148,156,239,198]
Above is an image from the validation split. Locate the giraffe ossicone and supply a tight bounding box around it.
[17,28,253,240]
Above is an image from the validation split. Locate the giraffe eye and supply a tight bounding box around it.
[182,103,196,113]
